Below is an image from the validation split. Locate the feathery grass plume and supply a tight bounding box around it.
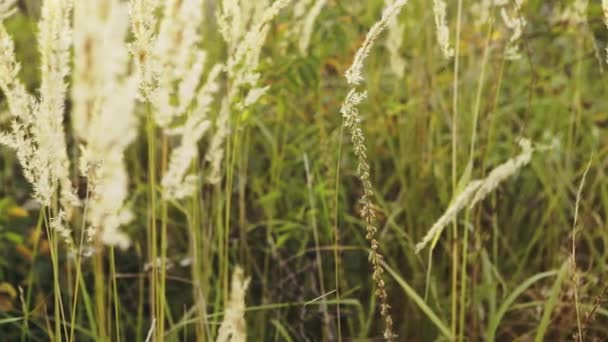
[205,98,230,185]
[221,0,291,92]
[37,0,79,210]
[0,0,78,209]
[130,0,227,199]
[151,0,207,128]
[128,0,160,99]
[414,180,483,253]
[345,1,409,86]
[49,210,74,249]
[208,0,291,184]
[0,0,16,19]
[553,0,588,26]
[432,0,454,58]
[603,0,608,63]
[162,64,223,200]
[415,138,534,253]
[500,0,526,60]
[469,138,532,207]
[341,1,409,339]
[384,0,406,77]
[293,0,327,55]
[470,0,493,27]
[72,0,138,250]
[216,266,250,342]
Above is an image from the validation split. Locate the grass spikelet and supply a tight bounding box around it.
[216,266,250,342]
[432,0,453,58]
[340,1,409,339]
[500,0,526,60]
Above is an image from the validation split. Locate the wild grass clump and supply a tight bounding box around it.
[0,0,605,341]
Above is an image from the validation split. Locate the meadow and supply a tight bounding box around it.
[0,0,607,341]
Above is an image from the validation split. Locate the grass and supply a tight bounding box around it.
[0,0,607,341]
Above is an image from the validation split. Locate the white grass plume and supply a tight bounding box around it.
[414,180,483,253]
[468,138,533,207]
[345,0,408,86]
[0,0,16,19]
[500,0,526,60]
[297,0,327,55]
[432,0,454,59]
[152,0,207,128]
[73,0,138,250]
[128,0,160,99]
[385,0,406,77]
[216,266,250,342]
[0,0,78,209]
[415,138,534,254]
[162,64,223,200]
[208,0,292,185]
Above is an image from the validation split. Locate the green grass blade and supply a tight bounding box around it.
[382,261,452,339]
[487,268,559,340]
[534,261,569,342]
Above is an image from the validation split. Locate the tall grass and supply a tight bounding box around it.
[0,0,606,341]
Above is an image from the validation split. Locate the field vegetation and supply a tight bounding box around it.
[0,0,607,341]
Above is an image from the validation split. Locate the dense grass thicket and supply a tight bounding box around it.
[0,0,607,341]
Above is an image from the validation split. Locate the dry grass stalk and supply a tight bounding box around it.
[341,1,409,339]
